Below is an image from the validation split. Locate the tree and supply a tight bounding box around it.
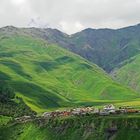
[0,81,15,103]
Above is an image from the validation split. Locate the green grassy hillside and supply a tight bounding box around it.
[0,81,36,117]
[18,24,140,72]
[2,25,140,73]
[68,25,140,72]
[112,54,140,93]
[0,33,139,113]
[1,115,140,140]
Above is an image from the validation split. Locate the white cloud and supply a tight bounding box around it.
[28,17,50,28]
[59,21,84,34]
[11,0,26,5]
[0,0,140,34]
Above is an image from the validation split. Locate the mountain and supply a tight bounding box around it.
[112,54,140,93]
[0,27,138,113]
[68,26,140,72]
[2,24,140,73]
[8,23,140,72]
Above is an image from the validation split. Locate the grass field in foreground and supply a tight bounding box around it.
[1,114,140,140]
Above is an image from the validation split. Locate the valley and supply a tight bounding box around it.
[0,29,139,113]
[1,24,140,140]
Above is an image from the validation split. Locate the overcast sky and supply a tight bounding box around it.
[1,0,140,34]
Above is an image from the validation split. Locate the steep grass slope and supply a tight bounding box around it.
[1,115,140,140]
[0,33,138,112]
[2,24,140,73]
[112,54,140,93]
[18,24,140,72]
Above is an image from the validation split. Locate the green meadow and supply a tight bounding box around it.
[112,54,140,93]
[1,115,140,140]
[0,34,139,113]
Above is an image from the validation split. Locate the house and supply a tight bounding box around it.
[126,109,139,113]
[99,110,110,116]
[15,116,31,122]
[85,107,93,112]
[62,111,71,116]
[119,106,133,110]
[71,108,82,115]
[93,108,99,114]
[103,104,116,113]
[104,104,115,111]
[42,112,52,118]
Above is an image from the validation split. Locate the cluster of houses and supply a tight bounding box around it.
[14,104,140,122]
[42,104,140,118]
[15,115,32,123]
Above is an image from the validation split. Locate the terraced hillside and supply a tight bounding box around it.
[112,54,140,93]
[0,32,139,113]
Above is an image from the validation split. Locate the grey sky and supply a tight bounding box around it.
[1,0,140,34]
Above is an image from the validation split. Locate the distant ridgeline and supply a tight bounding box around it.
[0,80,36,117]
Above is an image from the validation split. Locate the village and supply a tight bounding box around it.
[15,104,140,122]
[42,104,140,118]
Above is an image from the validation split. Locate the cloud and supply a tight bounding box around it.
[11,0,27,5]
[59,21,84,34]
[0,0,140,34]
